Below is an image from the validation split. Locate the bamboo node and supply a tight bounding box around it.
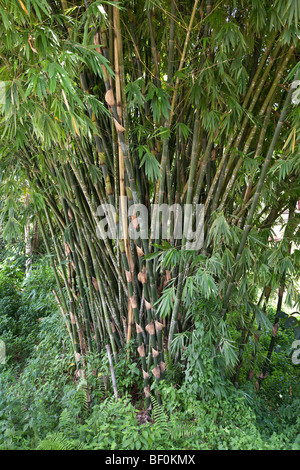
[136,245,145,257]
[145,299,152,311]
[145,320,155,335]
[130,295,137,309]
[75,352,81,363]
[135,323,143,334]
[113,118,125,133]
[152,366,161,379]
[137,344,145,357]
[152,347,159,358]
[105,89,115,107]
[155,320,164,331]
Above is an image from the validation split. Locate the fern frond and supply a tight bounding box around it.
[58,408,73,433]
[100,395,117,420]
[150,395,169,433]
[164,350,175,372]
[76,379,89,411]
[150,395,197,442]
[170,422,197,440]
[98,378,106,398]
[36,432,82,450]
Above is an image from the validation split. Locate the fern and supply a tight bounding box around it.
[98,377,106,398]
[150,395,169,434]
[76,378,89,411]
[99,395,117,421]
[170,421,198,441]
[164,349,183,380]
[150,395,197,443]
[36,432,83,450]
[86,395,118,434]
[58,408,73,434]
[164,350,174,373]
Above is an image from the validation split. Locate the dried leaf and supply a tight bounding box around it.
[136,245,145,257]
[75,352,81,363]
[138,344,145,357]
[145,321,155,335]
[155,320,164,331]
[70,312,76,324]
[135,323,143,334]
[28,37,38,53]
[272,322,279,337]
[152,366,161,378]
[18,0,29,15]
[152,347,159,358]
[113,118,125,133]
[92,277,99,291]
[105,89,115,107]
[130,295,137,309]
[138,266,147,284]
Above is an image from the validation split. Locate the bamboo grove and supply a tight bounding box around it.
[0,0,299,405]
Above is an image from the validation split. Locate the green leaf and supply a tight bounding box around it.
[294,326,300,340]
[284,316,297,329]
[138,145,161,183]
[277,310,288,319]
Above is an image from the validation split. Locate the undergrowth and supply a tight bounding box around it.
[0,259,299,450]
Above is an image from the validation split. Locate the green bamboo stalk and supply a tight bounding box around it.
[168,113,201,345]
[221,75,295,319]
[204,39,284,214]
